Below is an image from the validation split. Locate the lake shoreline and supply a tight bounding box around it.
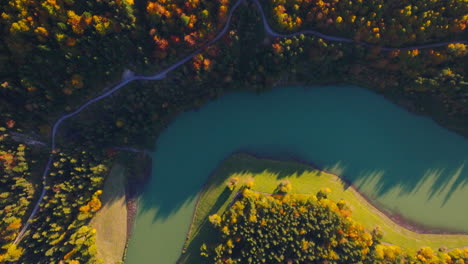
[122,152,152,262]
[272,74,467,140]
[129,77,466,156]
[124,84,467,263]
[240,151,468,236]
[177,153,468,264]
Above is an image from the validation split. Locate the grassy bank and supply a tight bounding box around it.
[178,153,468,264]
[90,164,128,264]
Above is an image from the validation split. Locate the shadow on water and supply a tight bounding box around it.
[135,85,467,227]
[123,85,468,263]
[176,154,325,264]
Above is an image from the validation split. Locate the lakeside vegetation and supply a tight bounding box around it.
[0,126,35,262]
[179,154,468,264]
[0,122,113,263]
[204,189,380,264]
[0,0,466,262]
[89,164,127,264]
[15,148,110,264]
[1,0,466,138]
[204,189,468,264]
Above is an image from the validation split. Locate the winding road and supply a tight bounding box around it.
[13,0,468,245]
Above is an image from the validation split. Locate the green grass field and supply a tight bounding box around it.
[177,153,468,264]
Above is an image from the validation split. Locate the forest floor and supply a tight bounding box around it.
[177,153,468,264]
[90,164,128,264]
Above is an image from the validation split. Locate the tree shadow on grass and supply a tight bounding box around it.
[189,187,232,240]
[208,187,232,215]
[177,221,218,264]
[177,153,366,264]
[178,152,468,264]
[123,85,468,264]
[177,188,232,264]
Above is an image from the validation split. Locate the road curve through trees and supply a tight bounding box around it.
[13,0,468,245]
[252,0,468,51]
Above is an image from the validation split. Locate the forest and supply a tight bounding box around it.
[202,184,468,264]
[1,121,110,263]
[0,0,467,262]
[1,0,466,135]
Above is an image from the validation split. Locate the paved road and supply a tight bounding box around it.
[12,0,244,245]
[253,0,467,50]
[14,0,467,245]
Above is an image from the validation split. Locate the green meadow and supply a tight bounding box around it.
[178,154,468,264]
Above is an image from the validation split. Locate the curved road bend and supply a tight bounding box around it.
[253,0,468,50]
[14,0,467,245]
[13,0,244,245]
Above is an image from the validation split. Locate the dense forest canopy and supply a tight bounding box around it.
[1,0,466,129]
[0,0,467,263]
[204,187,381,264]
[268,0,468,44]
[202,185,468,264]
[1,122,110,263]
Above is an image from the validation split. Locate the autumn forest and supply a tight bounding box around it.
[0,0,467,263]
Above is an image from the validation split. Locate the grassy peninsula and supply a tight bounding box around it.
[178,153,468,264]
[0,0,466,262]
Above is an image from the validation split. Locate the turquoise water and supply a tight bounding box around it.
[125,85,468,264]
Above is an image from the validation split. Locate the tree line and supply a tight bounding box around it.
[202,181,468,264]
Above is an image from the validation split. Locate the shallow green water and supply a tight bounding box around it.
[125,85,468,264]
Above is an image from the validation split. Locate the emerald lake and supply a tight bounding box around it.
[125,85,468,264]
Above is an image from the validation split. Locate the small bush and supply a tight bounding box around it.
[274,180,292,194]
[226,176,239,191]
